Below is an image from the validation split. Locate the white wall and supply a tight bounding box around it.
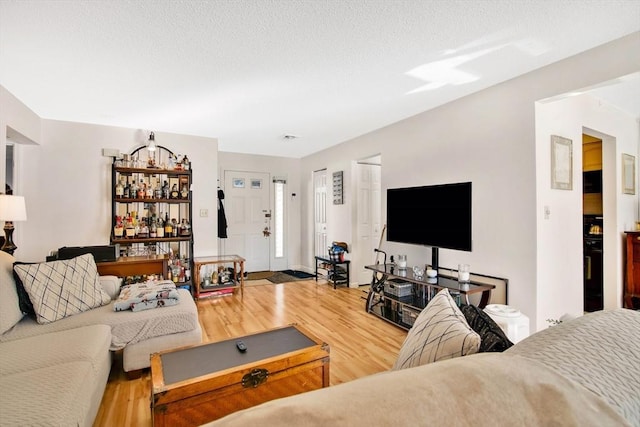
[299,32,640,332]
[218,151,302,271]
[535,93,639,330]
[6,116,218,262]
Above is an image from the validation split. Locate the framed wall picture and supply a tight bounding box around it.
[232,178,245,188]
[251,179,262,189]
[622,153,636,195]
[332,171,344,204]
[550,135,573,190]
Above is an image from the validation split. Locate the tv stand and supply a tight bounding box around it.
[364,263,496,331]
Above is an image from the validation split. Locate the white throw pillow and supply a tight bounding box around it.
[393,288,480,370]
[0,251,24,333]
[13,253,111,324]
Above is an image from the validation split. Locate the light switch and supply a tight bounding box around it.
[199,209,208,217]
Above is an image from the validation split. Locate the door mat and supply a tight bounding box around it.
[267,272,314,284]
[280,270,315,279]
[246,271,275,281]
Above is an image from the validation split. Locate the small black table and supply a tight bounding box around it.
[315,255,350,289]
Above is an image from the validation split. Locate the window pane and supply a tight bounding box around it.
[274,182,284,258]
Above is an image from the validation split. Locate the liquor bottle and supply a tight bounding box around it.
[130,180,138,199]
[170,183,179,199]
[115,177,124,198]
[138,218,149,238]
[149,217,157,238]
[154,179,162,199]
[123,179,131,198]
[156,216,165,238]
[138,180,146,199]
[164,213,173,236]
[171,219,178,237]
[162,180,170,199]
[184,260,191,282]
[182,155,190,171]
[180,184,189,199]
[180,218,191,236]
[125,214,135,238]
[146,181,154,199]
[113,215,124,238]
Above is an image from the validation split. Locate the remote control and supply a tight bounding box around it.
[236,340,247,352]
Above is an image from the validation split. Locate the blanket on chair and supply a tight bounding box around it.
[114,280,180,312]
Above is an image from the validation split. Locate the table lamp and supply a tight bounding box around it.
[0,195,27,255]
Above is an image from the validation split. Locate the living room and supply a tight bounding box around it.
[3,33,639,331]
[1,2,640,425]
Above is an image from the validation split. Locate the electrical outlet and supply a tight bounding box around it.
[199,209,208,217]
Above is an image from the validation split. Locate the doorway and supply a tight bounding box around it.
[313,169,328,257]
[582,133,604,312]
[222,170,271,272]
[355,156,382,285]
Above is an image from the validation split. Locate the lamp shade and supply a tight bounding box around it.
[0,195,27,222]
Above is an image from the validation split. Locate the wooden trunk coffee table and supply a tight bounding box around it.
[151,324,330,426]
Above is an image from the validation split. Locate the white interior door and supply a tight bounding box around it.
[356,162,382,284]
[314,170,328,256]
[224,171,271,272]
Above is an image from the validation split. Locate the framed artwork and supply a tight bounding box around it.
[232,178,245,188]
[622,153,636,195]
[251,179,262,189]
[550,135,573,190]
[332,171,344,204]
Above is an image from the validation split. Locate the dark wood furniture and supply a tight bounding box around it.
[96,255,168,278]
[193,255,245,299]
[110,145,194,294]
[624,231,640,309]
[314,255,350,289]
[364,263,496,331]
[150,324,330,426]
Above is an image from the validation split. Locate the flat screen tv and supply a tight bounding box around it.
[386,182,472,255]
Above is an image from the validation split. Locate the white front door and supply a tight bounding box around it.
[314,170,328,256]
[223,171,271,272]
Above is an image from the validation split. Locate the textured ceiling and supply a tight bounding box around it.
[1,0,639,158]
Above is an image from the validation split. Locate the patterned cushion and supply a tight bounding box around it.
[460,304,514,352]
[0,251,24,334]
[392,288,480,370]
[12,254,111,324]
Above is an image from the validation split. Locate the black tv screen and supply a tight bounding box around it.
[386,182,472,251]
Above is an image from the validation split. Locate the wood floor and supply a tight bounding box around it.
[93,279,406,426]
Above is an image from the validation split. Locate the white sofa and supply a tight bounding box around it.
[0,251,202,426]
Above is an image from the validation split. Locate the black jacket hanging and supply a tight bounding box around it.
[218,188,228,238]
